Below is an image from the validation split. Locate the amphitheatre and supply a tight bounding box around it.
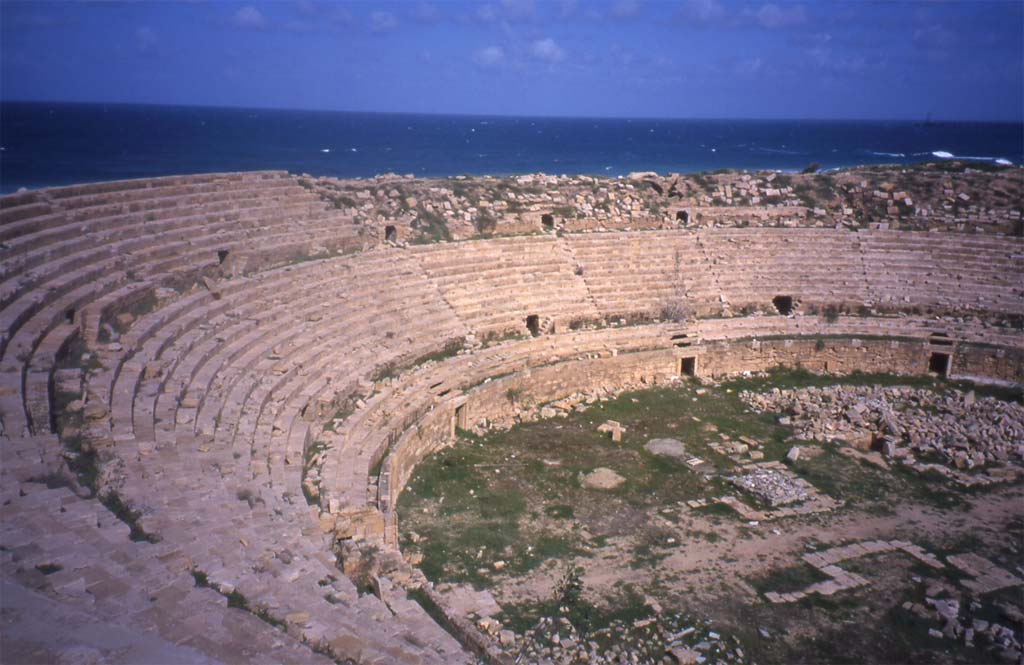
[1,161,1022,664]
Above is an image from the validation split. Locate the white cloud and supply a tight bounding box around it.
[135,26,157,51]
[913,24,956,50]
[680,0,725,25]
[609,0,641,18]
[734,56,763,75]
[473,45,505,67]
[285,20,314,32]
[557,0,577,18]
[529,37,565,63]
[232,5,266,29]
[329,7,354,26]
[501,0,535,21]
[414,3,441,23]
[753,3,805,29]
[370,11,398,32]
[476,4,498,22]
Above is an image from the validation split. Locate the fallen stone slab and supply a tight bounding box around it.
[579,468,625,490]
[644,438,687,460]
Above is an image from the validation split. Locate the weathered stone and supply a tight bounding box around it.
[643,438,686,460]
[579,468,625,490]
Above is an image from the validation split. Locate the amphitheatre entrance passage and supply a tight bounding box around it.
[397,369,1024,664]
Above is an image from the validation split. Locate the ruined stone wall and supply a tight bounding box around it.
[696,337,1024,383]
[381,403,457,512]
[311,164,1022,244]
[699,337,928,377]
[952,344,1024,384]
[463,349,676,431]
[383,336,1020,518]
[559,215,669,233]
[380,349,678,504]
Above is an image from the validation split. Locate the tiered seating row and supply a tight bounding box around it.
[94,250,469,662]
[0,171,363,442]
[2,174,1023,664]
[566,229,1024,318]
[860,231,1024,315]
[412,235,600,335]
[0,435,332,664]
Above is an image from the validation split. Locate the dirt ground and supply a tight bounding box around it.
[398,371,1024,663]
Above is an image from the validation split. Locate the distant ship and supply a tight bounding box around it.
[914,112,944,128]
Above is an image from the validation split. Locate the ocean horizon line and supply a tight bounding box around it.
[3,98,1022,127]
[2,101,1020,194]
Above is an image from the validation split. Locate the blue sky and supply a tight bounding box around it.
[2,0,1021,121]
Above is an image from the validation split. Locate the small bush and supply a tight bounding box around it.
[191,569,210,587]
[226,590,249,610]
[35,563,63,575]
[660,299,694,323]
[801,162,821,174]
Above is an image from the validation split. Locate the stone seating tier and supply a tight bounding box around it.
[2,175,1022,665]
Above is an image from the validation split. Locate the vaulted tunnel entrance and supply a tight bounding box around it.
[772,295,794,315]
[679,357,696,377]
[526,314,541,337]
[928,352,950,377]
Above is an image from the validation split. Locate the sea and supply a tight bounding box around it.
[1,101,1021,194]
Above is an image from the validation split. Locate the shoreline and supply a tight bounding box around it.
[2,158,1020,196]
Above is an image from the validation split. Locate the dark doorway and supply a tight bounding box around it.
[454,404,467,430]
[671,333,692,348]
[526,314,540,337]
[928,352,950,376]
[217,249,229,265]
[772,295,794,315]
[541,214,554,230]
[676,210,690,224]
[65,308,75,324]
[680,357,696,376]
[385,225,397,242]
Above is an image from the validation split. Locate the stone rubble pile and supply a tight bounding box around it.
[742,385,1024,472]
[727,467,810,507]
[907,592,1023,663]
[305,164,1024,242]
[470,378,673,436]
[503,611,745,664]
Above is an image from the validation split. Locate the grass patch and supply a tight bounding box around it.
[544,504,574,519]
[749,564,830,595]
[35,563,63,575]
[399,366,1009,647]
[101,492,160,543]
[226,589,249,610]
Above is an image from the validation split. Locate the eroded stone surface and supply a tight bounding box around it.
[644,438,687,460]
[579,468,626,490]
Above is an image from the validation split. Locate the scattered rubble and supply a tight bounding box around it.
[743,385,1024,482]
[728,466,811,507]
[597,420,626,443]
[504,611,745,665]
[304,163,1024,243]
